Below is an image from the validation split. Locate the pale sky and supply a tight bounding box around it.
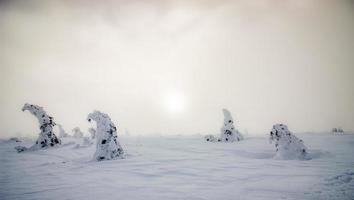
[0,0,353,138]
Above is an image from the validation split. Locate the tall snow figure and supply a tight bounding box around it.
[87,110,124,161]
[16,103,61,152]
[269,124,308,160]
[220,109,243,142]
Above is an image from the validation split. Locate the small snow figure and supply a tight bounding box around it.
[220,109,243,142]
[72,127,84,138]
[15,103,61,152]
[269,124,308,160]
[87,110,124,161]
[204,134,217,142]
[57,124,69,138]
[332,128,344,134]
[88,127,96,139]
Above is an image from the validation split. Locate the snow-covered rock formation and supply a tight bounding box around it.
[87,110,124,161]
[57,124,69,138]
[269,124,308,160]
[220,109,243,142]
[15,103,61,152]
[72,127,84,138]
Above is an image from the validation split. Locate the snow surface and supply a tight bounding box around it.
[0,133,353,200]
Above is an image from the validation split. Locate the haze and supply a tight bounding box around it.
[0,0,353,138]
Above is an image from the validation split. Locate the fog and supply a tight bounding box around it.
[0,0,353,138]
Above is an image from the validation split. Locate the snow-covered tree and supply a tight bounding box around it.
[57,124,69,138]
[269,124,308,160]
[72,127,84,138]
[88,127,96,139]
[15,103,61,152]
[220,109,243,142]
[87,110,124,161]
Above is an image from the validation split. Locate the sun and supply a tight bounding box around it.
[163,91,186,114]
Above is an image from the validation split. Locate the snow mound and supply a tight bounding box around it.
[15,103,61,152]
[269,124,308,160]
[87,110,125,161]
[220,109,243,142]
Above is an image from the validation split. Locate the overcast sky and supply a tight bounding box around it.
[0,0,353,138]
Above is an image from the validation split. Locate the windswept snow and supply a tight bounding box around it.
[0,133,353,200]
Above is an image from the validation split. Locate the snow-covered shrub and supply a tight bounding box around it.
[88,127,96,139]
[204,134,219,142]
[57,124,69,138]
[87,110,124,161]
[220,109,243,142]
[15,103,61,152]
[269,124,308,160]
[72,127,84,138]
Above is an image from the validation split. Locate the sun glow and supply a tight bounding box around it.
[163,91,186,114]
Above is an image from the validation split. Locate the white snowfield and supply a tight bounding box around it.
[0,133,353,200]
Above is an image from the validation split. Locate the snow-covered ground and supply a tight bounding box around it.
[0,133,353,200]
